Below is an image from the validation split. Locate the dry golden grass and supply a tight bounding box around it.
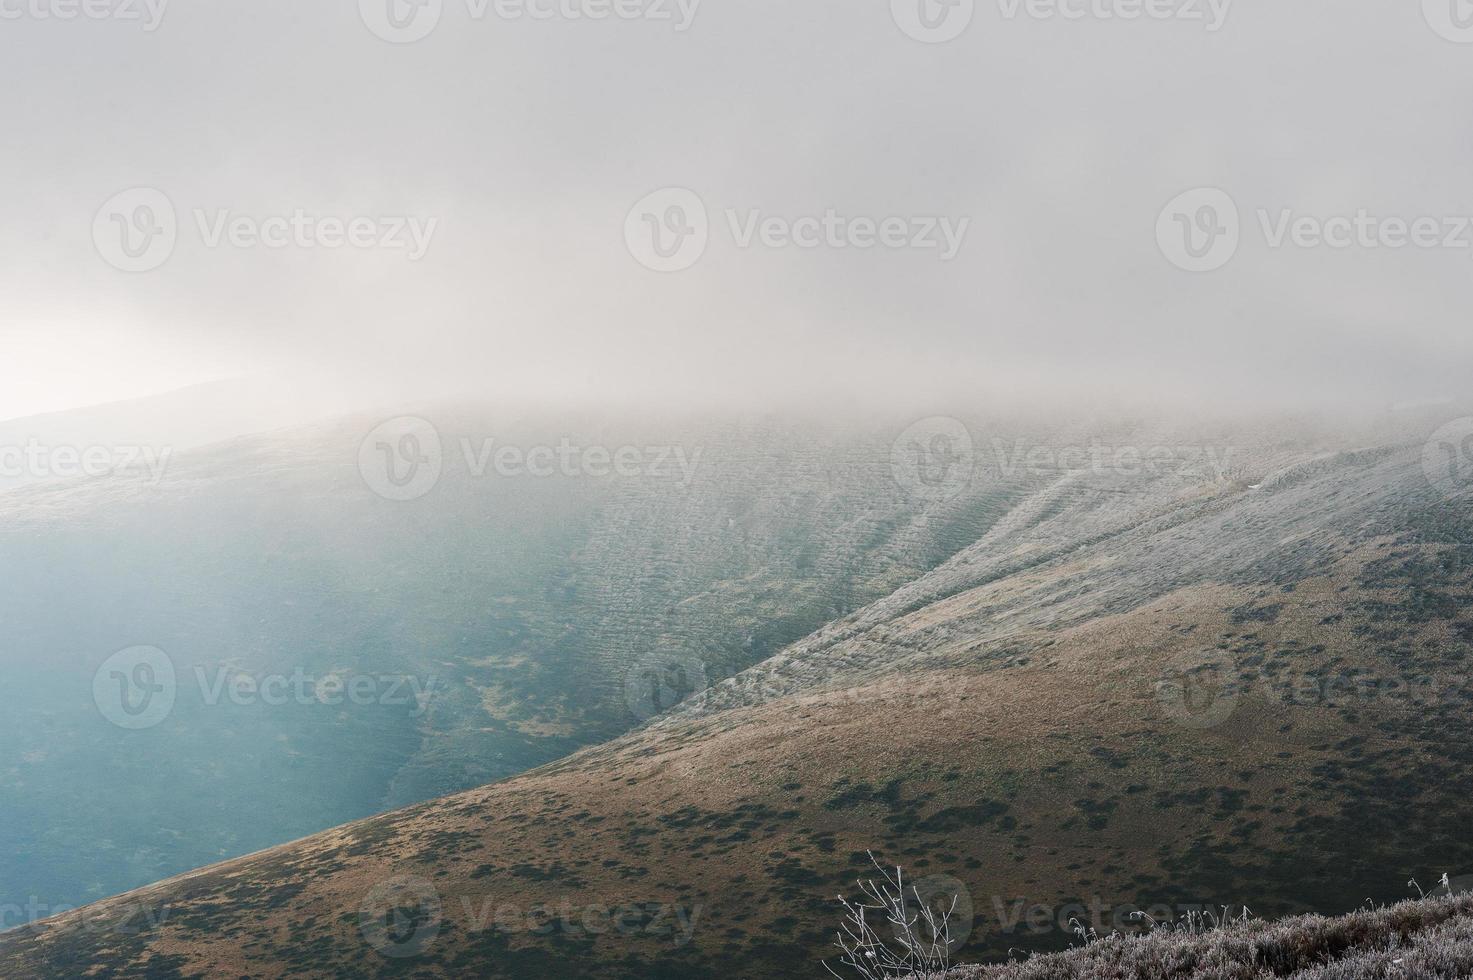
[9,532,1472,979]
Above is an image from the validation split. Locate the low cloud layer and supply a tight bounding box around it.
[3,0,1470,421]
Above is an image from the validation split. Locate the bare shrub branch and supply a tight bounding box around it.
[825,852,958,980]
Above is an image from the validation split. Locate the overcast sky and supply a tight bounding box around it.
[2,0,1471,423]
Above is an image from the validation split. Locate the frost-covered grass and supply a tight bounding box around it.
[937,893,1473,980]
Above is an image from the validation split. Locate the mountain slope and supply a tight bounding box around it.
[0,410,1025,924]
[4,417,1470,979]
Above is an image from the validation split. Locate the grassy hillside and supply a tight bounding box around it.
[947,893,1473,979]
[0,410,1024,923]
[4,420,1470,978]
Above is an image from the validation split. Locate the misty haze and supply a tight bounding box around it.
[4,2,1473,979]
